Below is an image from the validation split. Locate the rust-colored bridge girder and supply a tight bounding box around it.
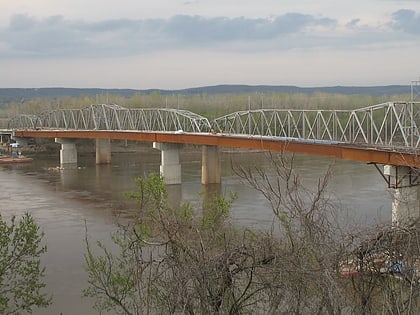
[13,129,420,168]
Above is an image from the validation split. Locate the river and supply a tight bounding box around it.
[0,146,392,314]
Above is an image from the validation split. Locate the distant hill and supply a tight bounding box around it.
[181,84,411,96]
[0,85,411,103]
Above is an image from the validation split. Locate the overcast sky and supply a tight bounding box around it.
[1,0,420,89]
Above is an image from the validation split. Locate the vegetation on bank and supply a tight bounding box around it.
[84,154,420,315]
[0,90,412,123]
[1,152,419,314]
[0,213,51,314]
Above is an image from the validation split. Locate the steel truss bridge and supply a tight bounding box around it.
[7,101,420,170]
[8,104,211,133]
[212,102,420,150]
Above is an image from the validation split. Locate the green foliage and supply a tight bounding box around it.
[0,213,51,314]
[201,191,237,230]
[174,203,194,222]
[84,173,170,314]
[124,173,168,214]
[84,173,248,315]
[84,233,137,315]
[84,162,420,315]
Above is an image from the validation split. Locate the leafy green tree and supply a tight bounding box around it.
[84,173,268,315]
[84,158,420,314]
[0,213,51,314]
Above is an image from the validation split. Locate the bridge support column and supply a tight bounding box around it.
[383,165,420,226]
[0,134,9,144]
[96,139,111,164]
[201,145,221,184]
[55,138,77,165]
[153,142,182,185]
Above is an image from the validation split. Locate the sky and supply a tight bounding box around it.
[1,0,420,89]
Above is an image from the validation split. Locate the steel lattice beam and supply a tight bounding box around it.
[212,102,420,150]
[9,104,212,133]
[7,114,42,129]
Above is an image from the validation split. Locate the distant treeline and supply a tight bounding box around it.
[0,85,413,119]
[0,84,412,102]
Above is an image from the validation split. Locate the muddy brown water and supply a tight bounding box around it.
[0,150,391,314]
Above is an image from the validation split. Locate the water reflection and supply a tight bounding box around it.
[167,184,182,209]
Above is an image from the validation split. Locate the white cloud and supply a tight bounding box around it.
[1,12,415,59]
[0,0,420,88]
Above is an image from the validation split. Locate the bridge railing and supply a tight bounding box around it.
[212,102,420,150]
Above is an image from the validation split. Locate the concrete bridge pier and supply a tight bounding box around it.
[0,134,8,144]
[55,138,77,165]
[384,165,420,226]
[201,145,221,184]
[153,142,182,185]
[96,138,111,164]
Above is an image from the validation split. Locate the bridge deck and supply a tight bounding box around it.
[13,129,420,168]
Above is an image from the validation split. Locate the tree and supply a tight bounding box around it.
[84,156,420,314]
[84,167,348,314]
[232,152,350,314]
[233,152,420,314]
[0,212,51,314]
[84,173,280,314]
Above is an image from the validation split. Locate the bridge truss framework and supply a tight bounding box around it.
[213,102,420,151]
[7,101,420,152]
[8,104,212,133]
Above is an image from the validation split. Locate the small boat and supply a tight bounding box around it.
[0,155,33,164]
